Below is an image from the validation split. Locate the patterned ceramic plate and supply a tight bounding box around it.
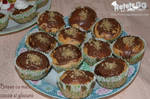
[16,17,141,99]
[0,0,51,35]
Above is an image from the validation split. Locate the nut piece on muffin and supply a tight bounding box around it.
[25,32,57,53]
[37,10,65,35]
[94,57,128,89]
[0,11,9,30]
[50,44,83,72]
[82,38,112,66]
[69,6,97,31]
[57,27,86,47]
[10,0,37,24]
[93,18,122,42]
[15,50,51,80]
[112,35,145,64]
[57,69,96,99]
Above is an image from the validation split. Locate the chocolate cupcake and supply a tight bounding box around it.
[93,18,122,42]
[82,38,112,66]
[10,0,37,24]
[37,11,65,35]
[69,6,97,31]
[25,32,57,53]
[112,35,145,64]
[94,57,128,89]
[0,11,9,30]
[50,44,82,72]
[15,50,51,80]
[57,69,96,99]
[57,27,86,47]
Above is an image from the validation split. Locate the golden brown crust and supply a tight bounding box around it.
[94,18,121,40]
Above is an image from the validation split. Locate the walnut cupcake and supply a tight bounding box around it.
[25,32,57,53]
[10,0,37,24]
[94,57,129,89]
[0,11,9,30]
[93,18,122,42]
[50,44,83,72]
[15,50,51,80]
[57,69,96,99]
[57,27,86,47]
[69,6,97,31]
[82,38,112,66]
[37,11,65,36]
[112,35,146,64]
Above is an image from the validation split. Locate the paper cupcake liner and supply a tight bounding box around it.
[111,35,146,64]
[37,0,49,8]
[57,72,96,98]
[94,58,129,89]
[81,38,112,66]
[0,20,8,30]
[10,2,37,23]
[91,18,123,43]
[15,50,52,80]
[0,11,9,30]
[51,58,83,73]
[25,32,58,54]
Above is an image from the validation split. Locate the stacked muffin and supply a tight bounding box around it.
[15,6,146,99]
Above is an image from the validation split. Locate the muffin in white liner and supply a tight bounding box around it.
[37,10,65,36]
[15,50,51,80]
[69,6,97,32]
[81,38,112,66]
[10,1,37,24]
[0,10,9,30]
[112,35,146,64]
[50,44,83,72]
[25,31,58,53]
[57,69,96,99]
[56,27,87,47]
[94,57,129,89]
[92,18,122,42]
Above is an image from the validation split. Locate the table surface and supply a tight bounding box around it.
[0,0,150,99]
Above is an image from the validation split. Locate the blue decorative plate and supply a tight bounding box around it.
[16,17,140,99]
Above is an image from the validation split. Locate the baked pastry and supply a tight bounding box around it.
[26,0,48,8]
[10,0,37,24]
[0,11,9,30]
[112,35,145,64]
[15,50,51,80]
[94,57,128,89]
[57,27,86,46]
[50,44,82,72]
[82,38,112,66]
[37,10,65,35]
[57,69,96,98]
[25,32,57,53]
[93,18,122,41]
[69,6,97,31]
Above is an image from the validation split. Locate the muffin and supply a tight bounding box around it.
[25,32,57,53]
[57,27,86,46]
[94,57,128,89]
[93,18,122,42]
[37,11,65,35]
[15,50,51,80]
[69,6,97,31]
[50,44,82,72]
[112,35,145,64]
[82,38,112,66]
[26,0,48,8]
[10,0,37,24]
[57,69,96,99]
[0,11,9,30]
